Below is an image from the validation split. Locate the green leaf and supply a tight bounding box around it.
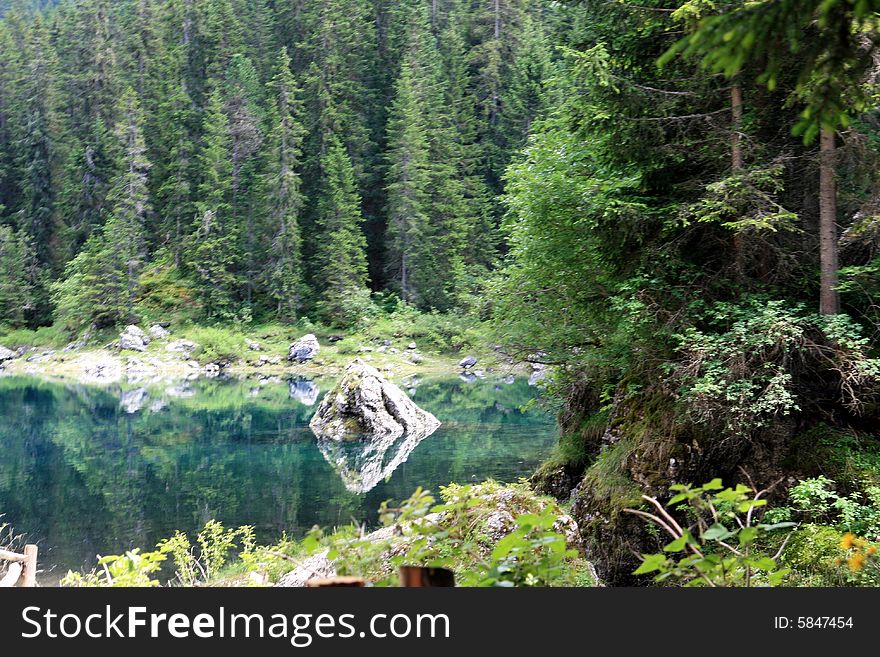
[664,535,689,552]
[702,523,733,541]
[634,553,668,575]
[738,526,758,545]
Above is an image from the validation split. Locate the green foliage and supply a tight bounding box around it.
[629,480,794,587]
[62,520,255,587]
[313,138,371,327]
[246,481,587,588]
[187,89,240,320]
[783,476,880,539]
[666,0,880,140]
[62,548,168,587]
[674,299,880,431]
[182,325,245,364]
[0,225,37,328]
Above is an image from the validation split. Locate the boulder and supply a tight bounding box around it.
[0,345,17,361]
[149,324,170,340]
[246,339,262,351]
[309,359,440,442]
[166,339,198,356]
[288,334,320,362]
[459,355,477,369]
[276,551,336,587]
[120,325,150,352]
[407,342,417,350]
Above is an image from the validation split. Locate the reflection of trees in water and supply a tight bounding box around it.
[0,375,554,574]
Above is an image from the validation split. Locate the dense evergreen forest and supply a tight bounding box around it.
[3,0,880,586]
[0,0,559,329]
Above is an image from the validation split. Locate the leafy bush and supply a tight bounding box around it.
[183,326,247,364]
[62,521,254,587]
[133,257,202,324]
[0,324,67,349]
[674,299,880,431]
[247,482,590,587]
[62,549,169,587]
[781,476,880,540]
[627,479,794,586]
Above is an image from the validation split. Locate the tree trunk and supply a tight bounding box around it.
[819,126,840,315]
[730,83,743,170]
[731,83,745,280]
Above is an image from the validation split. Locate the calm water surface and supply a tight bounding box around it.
[0,373,556,579]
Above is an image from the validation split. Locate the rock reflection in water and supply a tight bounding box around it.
[288,377,319,406]
[315,422,439,493]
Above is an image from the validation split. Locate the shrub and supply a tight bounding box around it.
[626,479,794,586]
[183,326,246,364]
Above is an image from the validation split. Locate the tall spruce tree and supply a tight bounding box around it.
[314,136,370,326]
[53,88,151,329]
[16,15,63,283]
[187,87,239,319]
[0,224,36,327]
[224,53,264,309]
[385,43,433,306]
[263,48,306,322]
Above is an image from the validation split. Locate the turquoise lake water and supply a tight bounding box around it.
[0,373,557,579]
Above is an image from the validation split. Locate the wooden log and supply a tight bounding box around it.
[0,548,28,563]
[398,566,455,587]
[305,576,365,588]
[0,562,22,588]
[18,545,38,587]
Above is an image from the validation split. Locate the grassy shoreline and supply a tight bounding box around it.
[0,315,524,385]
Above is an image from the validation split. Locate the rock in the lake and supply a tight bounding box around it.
[459,355,477,369]
[309,359,440,442]
[0,345,17,361]
[119,325,150,352]
[288,334,320,362]
[166,339,198,356]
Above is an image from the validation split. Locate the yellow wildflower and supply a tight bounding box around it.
[848,552,866,572]
[867,546,877,556]
[841,533,857,550]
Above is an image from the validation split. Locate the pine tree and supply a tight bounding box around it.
[0,224,36,327]
[501,14,555,157]
[53,89,152,329]
[55,0,122,144]
[263,48,306,322]
[59,117,117,255]
[187,87,239,319]
[15,16,63,278]
[315,137,370,326]
[224,53,264,309]
[385,47,432,306]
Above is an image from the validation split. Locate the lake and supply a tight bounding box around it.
[0,373,557,581]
